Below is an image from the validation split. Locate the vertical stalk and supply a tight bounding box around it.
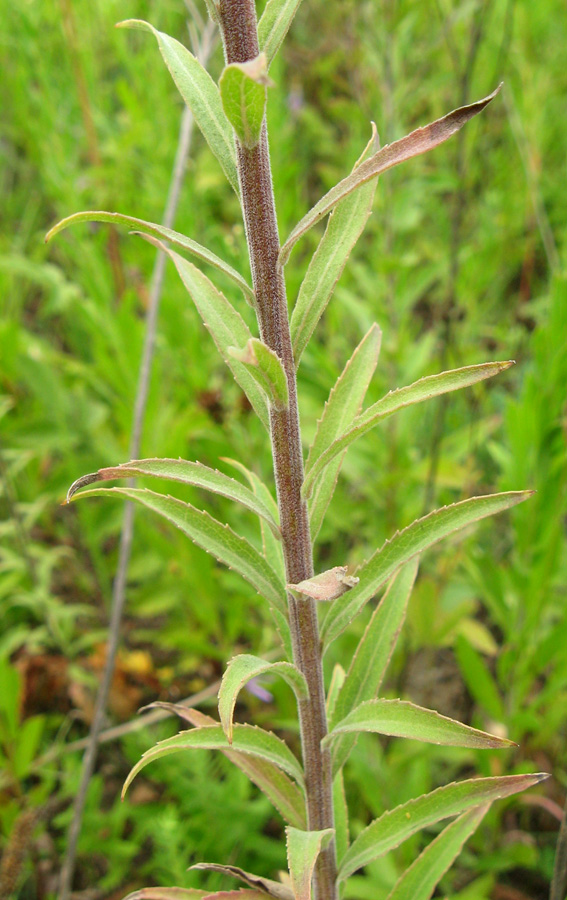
[217,3,337,897]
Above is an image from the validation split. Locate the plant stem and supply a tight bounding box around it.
[217,3,337,896]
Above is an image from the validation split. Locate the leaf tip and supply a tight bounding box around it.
[66,472,101,503]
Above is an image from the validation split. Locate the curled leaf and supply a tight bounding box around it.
[219,654,308,742]
[288,567,358,602]
[191,865,294,900]
[285,827,334,900]
[228,339,289,410]
[220,54,271,149]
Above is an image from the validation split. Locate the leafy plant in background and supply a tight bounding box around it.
[47,1,549,898]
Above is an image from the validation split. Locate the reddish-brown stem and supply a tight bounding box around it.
[217,2,337,897]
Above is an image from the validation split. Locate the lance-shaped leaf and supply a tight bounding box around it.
[290,133,379,367]
[303,361,514,500]
[149,703,306,828]
[288,567,358,602]
[306,325,381,538]
[223,459,285,583]
[229,339,289,410]
[141,236,269,429]
[338,772,548,880]
[123,890,207,900]
[45,211,254,304]
[123,722,305,798]
[118,20,238,192]
[67,458,280,538]
[385,805,489,900]
[258,0,303,65]
[219,654,308,742]
[322,491,533,648]
[324,698,516,769]
[333,771,350,865]
[68,486,287,614]
[326,664,346,721]
[220,54,270,150]
[286,827,334,900]
[329,560,418,770]
[191,865,294,900]
[199,886,273,900]
[280,86,501,264]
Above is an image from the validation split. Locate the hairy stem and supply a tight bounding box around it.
[217,3,337,896]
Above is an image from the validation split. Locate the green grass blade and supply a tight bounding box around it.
[219,654,308,742]
[303,361,514,500]
[123,722,305,799]
[290,129,379,367]
[338,773,548,880]
[229,338,289,410]
[45,211,254,304]
[258,0,303,65]
[69,486,287,614]
[384,806,489,900]
[280,87,501,264]
[67,457,280,537]
[142,236,269,429]
[286,827,334,900]
[322,491,532,648]
[325,698,515,764]
[306,324,381,539]
[118,20,239,192]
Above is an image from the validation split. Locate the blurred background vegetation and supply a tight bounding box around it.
[1,0,565,897]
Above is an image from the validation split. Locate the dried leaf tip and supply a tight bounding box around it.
[288,566,359,602]
[66,472,101,503]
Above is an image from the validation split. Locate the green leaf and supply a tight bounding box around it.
[123,890,207,900]
[219,654,308,742]
[286,827,334,900]
[229,339,289,410]
[44,211,254,304]
[150,703,305,828]
[258,0,303,65]
[67,457,280,537]
[306,324,381,538]
[303,361,514,501]
[69,487,287,614]
[222,458,285,584]
[220,54,270,150]
[290,131,379,366]
[141,237,269,429]
[333,770,350,865]
[123,722,305,798]
[385,806,489,900]
[329,560,418,770]
[338,773,548,880]
[280,86,501,264]
[322,491,532,648]
[191,864,294,900]
[118,20,238,192]
[324,698,515,767]
[326,664,346,721]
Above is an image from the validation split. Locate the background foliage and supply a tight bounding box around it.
[1,0,565,897]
